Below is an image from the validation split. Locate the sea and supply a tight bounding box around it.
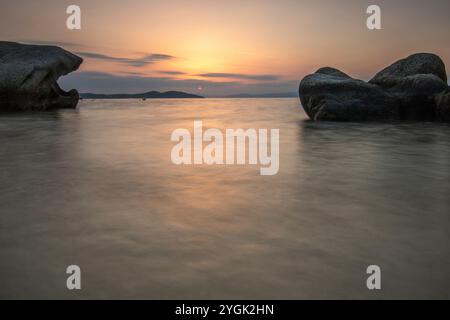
[1,98,449,299]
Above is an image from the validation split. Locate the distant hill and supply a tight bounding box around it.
[223,92,298,98]
[80,91,204,99]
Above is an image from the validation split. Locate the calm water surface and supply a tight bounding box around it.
[0,98,449,299]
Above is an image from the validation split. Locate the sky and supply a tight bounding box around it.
[1,0,450,96]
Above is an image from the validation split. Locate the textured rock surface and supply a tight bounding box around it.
[435,89,450,122]
[299,67,399,121]
[0,41,83,111]
[370,53,447,85]
[299,53,450,122]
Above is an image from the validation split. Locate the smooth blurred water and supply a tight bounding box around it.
[0,98,449,299]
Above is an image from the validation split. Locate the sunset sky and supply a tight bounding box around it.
[1,0,450,96]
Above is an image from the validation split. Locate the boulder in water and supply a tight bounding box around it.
[299,53,449,122]
[0,41,83,111]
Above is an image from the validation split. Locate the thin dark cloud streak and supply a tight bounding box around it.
[158,70,187,75]
[76,51,174,67]
[198,73,280,81]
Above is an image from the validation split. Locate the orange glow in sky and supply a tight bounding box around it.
[2,0,449,95]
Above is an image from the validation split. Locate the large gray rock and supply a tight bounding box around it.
[300,67,399,121]
[299,53,450,122]
[0,41,83,111]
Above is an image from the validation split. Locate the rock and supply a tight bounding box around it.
[299,67,399,121]
[385,74,447,121]
[370,53,447,85]
[0,41,83,111]
[299,53,449,122]
[435,89,450,122]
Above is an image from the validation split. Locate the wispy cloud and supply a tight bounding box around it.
[198,73,280,81]
[76,52,174,67]
[158,70,187,75]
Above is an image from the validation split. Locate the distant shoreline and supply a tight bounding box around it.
[79,96,299,100]
[80,91,204,99]
[80,91,298,99]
